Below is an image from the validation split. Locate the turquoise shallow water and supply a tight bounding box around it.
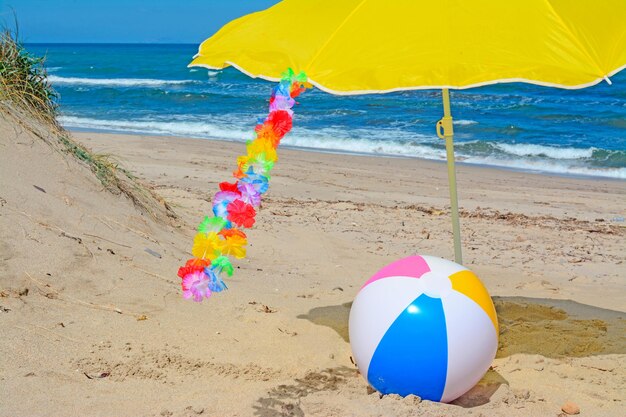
[29,43,626,179]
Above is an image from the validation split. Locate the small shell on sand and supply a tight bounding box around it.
[561,401,580,415]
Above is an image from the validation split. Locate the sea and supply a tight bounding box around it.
[28,43,626,179]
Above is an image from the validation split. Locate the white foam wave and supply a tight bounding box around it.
[495,143,594,159]
[58,116,250,141]
[285,134,625,178]
[454,119,478,126]
[58,116,625,179]
[284,130,443,160]
[48,75,195,87]
[285,136,625,179]
[460,155,626,179]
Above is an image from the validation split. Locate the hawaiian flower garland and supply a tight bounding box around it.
[177,69,309,302]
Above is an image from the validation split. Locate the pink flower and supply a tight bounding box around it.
[213,190,240,206]
[181,270,212,302]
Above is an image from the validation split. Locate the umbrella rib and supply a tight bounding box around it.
[543,0,606,76]
[304,0,370,72]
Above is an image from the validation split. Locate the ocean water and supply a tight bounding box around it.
[29,43,626,179]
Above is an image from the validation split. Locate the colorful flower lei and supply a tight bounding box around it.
[177,69,309,302]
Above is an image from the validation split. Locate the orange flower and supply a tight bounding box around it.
[219,228,247,239]
[255,122,280,147]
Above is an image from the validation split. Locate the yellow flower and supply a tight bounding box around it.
[221,234,247,259]
[247,138,277,163]
[236,154,250,172]
[192,232,223,260]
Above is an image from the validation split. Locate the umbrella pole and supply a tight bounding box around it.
[437,88,463,264]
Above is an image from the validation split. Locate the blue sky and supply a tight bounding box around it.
[0,0,280,43]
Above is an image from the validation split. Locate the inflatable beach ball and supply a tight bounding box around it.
[348,255,499,402]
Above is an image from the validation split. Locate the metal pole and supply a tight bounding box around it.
[436,88,463,264]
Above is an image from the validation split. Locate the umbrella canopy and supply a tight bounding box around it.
[190,0,626,93]
[189,0,626,263]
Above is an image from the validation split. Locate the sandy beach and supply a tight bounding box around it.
[1,115,624,416]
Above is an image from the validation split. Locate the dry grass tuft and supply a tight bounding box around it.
[0,28,58,124]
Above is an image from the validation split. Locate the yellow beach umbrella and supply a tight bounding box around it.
[190,0,626,264]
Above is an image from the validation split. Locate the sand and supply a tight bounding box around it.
[1,111,624,416]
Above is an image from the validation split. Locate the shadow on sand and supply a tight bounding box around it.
[297,296,626,358]
[284,296,625,410]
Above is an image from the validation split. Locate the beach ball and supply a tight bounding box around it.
[348,255,499,402]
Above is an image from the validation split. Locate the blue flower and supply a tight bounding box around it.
[204,266,228,293]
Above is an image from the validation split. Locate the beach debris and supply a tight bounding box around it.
[177,69,309,301]
[136,314,148,321]
[144,247,162,258]
[33,185,46,193]
[83,371,110,380]
[185,405,205,415]
[260,304,276,313]
[277,327,297,336]
[0,305,10,313]
[60,231,82,244]
[561,401,580,415]
[18,287,29,296]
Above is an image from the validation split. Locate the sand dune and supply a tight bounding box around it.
[1,110,624,416]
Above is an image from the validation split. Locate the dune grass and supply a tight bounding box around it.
[0,28,58,124]
[0,29,176,221]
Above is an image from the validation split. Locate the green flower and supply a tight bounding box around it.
[197,216,227,234]
[211,255,234,277]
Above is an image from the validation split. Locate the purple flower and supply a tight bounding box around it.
[269,94,295,114]
[237,181,262,207]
